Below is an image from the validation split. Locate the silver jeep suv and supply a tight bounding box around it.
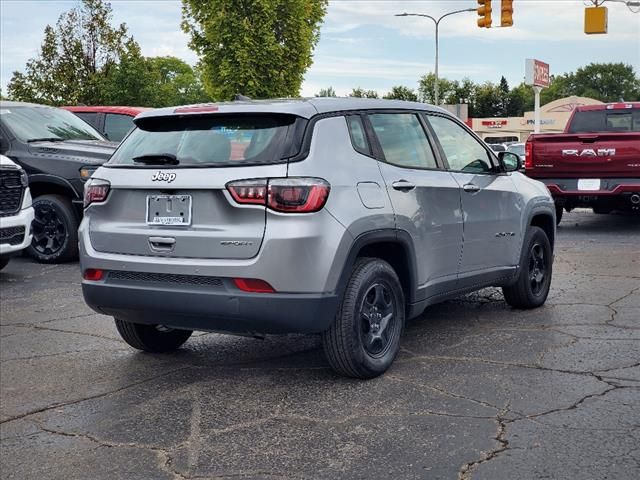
[80,98,555,378]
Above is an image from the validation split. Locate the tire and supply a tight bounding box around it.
[0,257,9,271]
[555,204,563,225]
[322,258,405,379]
[502,226,553,309]
[27,194,79,263]
[114,319,193,353]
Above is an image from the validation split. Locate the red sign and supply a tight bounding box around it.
[481,120,508,129]
[525,59,550,88]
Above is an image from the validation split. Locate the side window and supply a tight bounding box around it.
[368,113,438,169]
[75,112,100,130]
[428,115,494,174]
[104,114,135,142]
[346,115,370,156]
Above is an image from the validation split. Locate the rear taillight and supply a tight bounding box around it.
[84,180,110,208]
[524,140,533,170]
[227,178,330,213]
[83,269,104,281]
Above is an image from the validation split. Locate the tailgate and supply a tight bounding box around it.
[88,165,287,259]
[528,133,640,178]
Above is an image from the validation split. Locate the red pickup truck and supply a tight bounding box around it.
[525,102,640,224]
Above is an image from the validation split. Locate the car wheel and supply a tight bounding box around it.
[0,257,9,270]
[114,319,193,353]
[502,226,553,309]
[27,194,79,263]
[322,257,405,379]
[555,204,563,225]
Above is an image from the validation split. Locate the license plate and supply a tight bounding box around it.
[577,179,601,191]
[146,195,192,226]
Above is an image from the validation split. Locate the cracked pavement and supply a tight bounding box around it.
[1,210,639,479]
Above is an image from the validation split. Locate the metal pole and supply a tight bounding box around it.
[533,86,542,133]
[395,9,475,106]
[434,21,439,105]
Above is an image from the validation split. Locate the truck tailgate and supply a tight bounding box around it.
[528,132,640,178]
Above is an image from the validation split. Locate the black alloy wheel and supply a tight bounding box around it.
[360,283,397,357]
[528,243,547,297]
[27,194,79,263]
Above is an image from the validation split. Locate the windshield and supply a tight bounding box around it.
[108,114,302,167]
[0,105,104,142]
[568,108,640,133]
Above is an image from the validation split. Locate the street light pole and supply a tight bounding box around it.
[396,9,475,105]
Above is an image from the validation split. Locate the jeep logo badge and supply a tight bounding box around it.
[151,171,176,183]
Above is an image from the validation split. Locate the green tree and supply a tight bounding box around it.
[418,73,458,104]
[7,0,131,105]
[147,57,210,106]
[567,63,639,102]
[101,40,157,106]
[315,86,337,97]
[474,82,502,117]
[349,87,379,98]
[182,0,328,100]
[383,86,418,102]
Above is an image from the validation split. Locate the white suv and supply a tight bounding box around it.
[0,155,34,270]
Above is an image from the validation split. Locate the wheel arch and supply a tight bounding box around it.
[530,212,555,251]
[335,229,418,308]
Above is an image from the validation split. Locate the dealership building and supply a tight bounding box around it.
[470,96,603,144]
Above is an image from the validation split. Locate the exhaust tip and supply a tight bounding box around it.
[631,194,640,205]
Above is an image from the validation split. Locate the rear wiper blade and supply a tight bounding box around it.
[27,137,64,143]
[132,154,180,165]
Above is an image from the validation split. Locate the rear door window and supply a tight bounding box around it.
[104,114,135,142]
[75,112,100,130]
[108,114,305,167]
[368,113,438,169]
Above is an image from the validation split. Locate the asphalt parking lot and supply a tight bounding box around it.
[1,210,639,480]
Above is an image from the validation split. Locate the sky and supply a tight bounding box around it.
[1,0,639,98]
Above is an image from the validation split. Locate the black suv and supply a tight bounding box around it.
[0,101,117,263]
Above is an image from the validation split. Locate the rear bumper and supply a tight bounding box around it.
[82,277,339,334]
[537,178,640,197]
[0,206,34,256]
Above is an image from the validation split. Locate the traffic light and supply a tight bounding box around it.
[501,0,514,27]
[477,0,492,28]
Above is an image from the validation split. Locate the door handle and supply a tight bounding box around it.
[392,180,416,192]
[463,183,480,193]
[149,237,176,252]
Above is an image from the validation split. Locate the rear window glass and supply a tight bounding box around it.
[568,108,640,133]
[108,114,304,167]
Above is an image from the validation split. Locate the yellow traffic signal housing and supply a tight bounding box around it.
[477,0,492,28]
[585,6,608,34]
[501,0,514,27]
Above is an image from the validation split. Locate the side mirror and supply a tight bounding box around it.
[499,151,522,173]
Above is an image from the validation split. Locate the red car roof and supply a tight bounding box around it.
[575,102,640,112]
[61,106,150,117]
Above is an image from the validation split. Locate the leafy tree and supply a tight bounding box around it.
[182,0,328,100]
[566,63,639,102]
[147,57,209,106]
[383,86,418,102]
[315,86,337,97]
[474,82,502,117]
[7,0,131,105]
[349,87,379,98]
[418,73,456,104]
[101,40,157,106]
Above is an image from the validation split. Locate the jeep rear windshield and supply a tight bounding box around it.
[568,108,640,133]
[108,114,305,167]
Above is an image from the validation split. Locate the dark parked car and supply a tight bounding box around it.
[0,101,117,263]
[62,106,148,142]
